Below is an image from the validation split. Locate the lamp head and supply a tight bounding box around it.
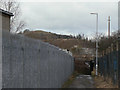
[90,13,98,15]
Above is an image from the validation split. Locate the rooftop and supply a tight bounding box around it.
[0,8,13,16]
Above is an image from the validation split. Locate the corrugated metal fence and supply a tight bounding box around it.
[2,31,74,88]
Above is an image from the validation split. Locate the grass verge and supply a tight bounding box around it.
[91,70,117,88]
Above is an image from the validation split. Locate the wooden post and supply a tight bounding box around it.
[111,43,113,52]
[116,42,119,87]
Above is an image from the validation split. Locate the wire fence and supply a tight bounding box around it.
[97,40,120,87]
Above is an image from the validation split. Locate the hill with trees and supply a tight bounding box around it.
[19,29,96,58]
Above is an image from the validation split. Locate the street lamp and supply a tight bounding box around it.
[90,12,98,76]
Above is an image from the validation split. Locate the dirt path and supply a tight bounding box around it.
[69,75,95,88]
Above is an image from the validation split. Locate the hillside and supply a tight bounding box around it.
[23,30,73,41]
[20,30,95,59]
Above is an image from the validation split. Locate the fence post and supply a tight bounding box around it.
[111,43,114,84]
[113,43,117,86]
[117,39,120,88]
[103,50,105,78]
[108,46,111,82]
[106,48,109,81]
[116,41,119,88]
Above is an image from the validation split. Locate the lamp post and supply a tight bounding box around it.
[90,12,98,76]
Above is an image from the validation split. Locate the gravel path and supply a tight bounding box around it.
[69,75,95,88]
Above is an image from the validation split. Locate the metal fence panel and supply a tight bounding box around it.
[2,31,74,88]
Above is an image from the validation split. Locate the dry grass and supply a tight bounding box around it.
[94,76,115,88]
[92,70,117,88]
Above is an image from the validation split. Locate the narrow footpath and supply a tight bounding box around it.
[69,75,95,88]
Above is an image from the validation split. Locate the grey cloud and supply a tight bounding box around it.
[20,2,118,36]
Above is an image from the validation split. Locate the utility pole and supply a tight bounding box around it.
[90,12,98,76]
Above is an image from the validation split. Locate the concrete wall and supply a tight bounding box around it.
[2,31,74,88]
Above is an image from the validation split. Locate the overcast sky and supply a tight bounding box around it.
[20,1,118,38]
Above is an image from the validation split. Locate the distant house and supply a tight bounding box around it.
[0,8,13,31]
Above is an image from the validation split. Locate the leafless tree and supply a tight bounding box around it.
[0,0,25,33]
[91,32,105,42]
